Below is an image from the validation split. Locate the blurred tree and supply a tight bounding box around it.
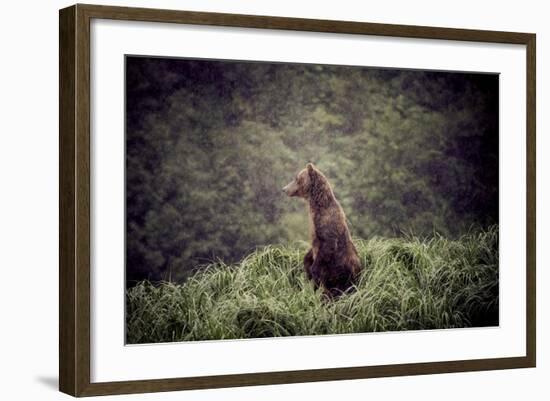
[126,57,499,285]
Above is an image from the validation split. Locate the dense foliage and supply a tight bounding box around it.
[126,57,498,284]
[126,227,498,343]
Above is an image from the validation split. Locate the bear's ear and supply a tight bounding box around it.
[306,163,317,184]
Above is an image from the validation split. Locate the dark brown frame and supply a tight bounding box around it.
[59,3,536,397]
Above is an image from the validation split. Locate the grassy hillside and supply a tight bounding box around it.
[126,227,498,344]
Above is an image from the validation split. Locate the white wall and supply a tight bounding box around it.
[0,1,546,400]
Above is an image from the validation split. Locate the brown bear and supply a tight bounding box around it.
[283,163,361,298]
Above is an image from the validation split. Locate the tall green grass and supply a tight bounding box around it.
[126,226,498,343]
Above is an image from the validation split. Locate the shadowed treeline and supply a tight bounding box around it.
[126,56,498,286]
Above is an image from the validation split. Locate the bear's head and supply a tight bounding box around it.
[283,163,330,200]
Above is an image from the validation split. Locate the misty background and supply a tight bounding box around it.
[126,56,498,286]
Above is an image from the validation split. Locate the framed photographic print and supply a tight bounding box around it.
[59,4,536,397]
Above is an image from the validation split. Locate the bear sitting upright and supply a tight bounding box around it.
[283,163,361,298]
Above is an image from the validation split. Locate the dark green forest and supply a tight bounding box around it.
[126,56,498,286]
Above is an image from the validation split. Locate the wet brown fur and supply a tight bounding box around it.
[283,163,362,298]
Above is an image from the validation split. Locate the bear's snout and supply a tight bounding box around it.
[282,181,296,197]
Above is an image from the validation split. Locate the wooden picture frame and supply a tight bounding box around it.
[59,3,536,397]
